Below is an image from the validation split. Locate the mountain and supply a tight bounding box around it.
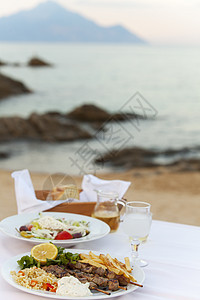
[0,1,146,43]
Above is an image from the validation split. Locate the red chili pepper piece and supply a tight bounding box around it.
[42,283,54,290]
[30,280,38,287]
[18,271,25,276]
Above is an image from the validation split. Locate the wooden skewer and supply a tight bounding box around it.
[91,287,111,295]
[130,281,143,287]
[118,286,127,290]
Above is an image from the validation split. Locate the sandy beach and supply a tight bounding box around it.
[1,167,199,226]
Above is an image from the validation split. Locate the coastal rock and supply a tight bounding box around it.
[27,57,52,67]
[0,60,7,66]
[0,152,9,159]
[67,104,145,124]
[95,146,200,172]
[95,147,158,169]
[0,113,91,143]
[0,73,31,100]
[0,60,21,67]
[67,104,110,122]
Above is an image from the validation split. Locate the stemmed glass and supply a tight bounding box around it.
[121,201,152,267]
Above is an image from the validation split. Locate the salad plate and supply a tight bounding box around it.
[0,212,110,246]
[1,248,145,299]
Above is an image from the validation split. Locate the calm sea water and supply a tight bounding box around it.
[0,43,200,175]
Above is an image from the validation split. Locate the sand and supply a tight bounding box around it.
[0,167,200,226]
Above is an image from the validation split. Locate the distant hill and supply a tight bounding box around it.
[0,1,146,43]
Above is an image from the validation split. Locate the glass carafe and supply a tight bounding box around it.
[92,190,123,232]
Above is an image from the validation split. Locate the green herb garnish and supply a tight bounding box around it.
[17,246,80,269]
[17,255,41,269]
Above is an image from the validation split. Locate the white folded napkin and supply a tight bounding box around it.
[11,169,79,214]
[80,174,131,202]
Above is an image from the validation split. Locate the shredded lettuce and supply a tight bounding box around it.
[25,214,90,240]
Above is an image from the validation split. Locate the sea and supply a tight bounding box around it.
[0,43,200,176]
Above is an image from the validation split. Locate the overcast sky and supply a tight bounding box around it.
[0,0,200,45]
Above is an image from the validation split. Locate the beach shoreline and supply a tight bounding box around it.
[1,167,199,226]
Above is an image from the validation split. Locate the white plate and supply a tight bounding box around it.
[0,212,110,246]
[1,248,145,299]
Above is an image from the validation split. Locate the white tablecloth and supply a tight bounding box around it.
[0,220,200,299]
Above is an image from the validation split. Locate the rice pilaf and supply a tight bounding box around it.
[10,266,58,292]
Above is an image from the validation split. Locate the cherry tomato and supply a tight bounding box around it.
[55,231,73,240]
[27,225,33,231]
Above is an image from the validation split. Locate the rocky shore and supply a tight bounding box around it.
[0,112,91,143]
[0,68,199,172]
[0,102,199,172]
[95,146,200,172]
[0,104,147,143]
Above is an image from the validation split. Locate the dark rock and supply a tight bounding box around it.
[0,151,9,159]
[27,57,52,67]
[67,104,110,123]
[95,147,158,169]
[0,73,31,100]
[0,60,7,66]
[67,104,145,124]
[111,112,146,121]
[0,60,21,67]
[159,147,192,156]
[0,113,91,143]
[95,146,200,172]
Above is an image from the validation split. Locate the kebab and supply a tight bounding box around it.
[67,261,130,286]
[42,264,126,291]
[42,250,141,293]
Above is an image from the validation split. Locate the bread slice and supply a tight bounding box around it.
[49,185,79,200]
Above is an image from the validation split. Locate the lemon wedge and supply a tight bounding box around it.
[31,243,58,264]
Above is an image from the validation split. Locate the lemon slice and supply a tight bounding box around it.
[31,243,58,264]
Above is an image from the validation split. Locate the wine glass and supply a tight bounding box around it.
[121,201,152,267]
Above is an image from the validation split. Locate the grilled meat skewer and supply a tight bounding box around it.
[43,265,123,291]
[68,262,130,286]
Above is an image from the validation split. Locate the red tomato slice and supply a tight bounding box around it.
[55,231,73,240]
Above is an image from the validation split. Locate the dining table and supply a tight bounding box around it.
[0,219,200,300]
